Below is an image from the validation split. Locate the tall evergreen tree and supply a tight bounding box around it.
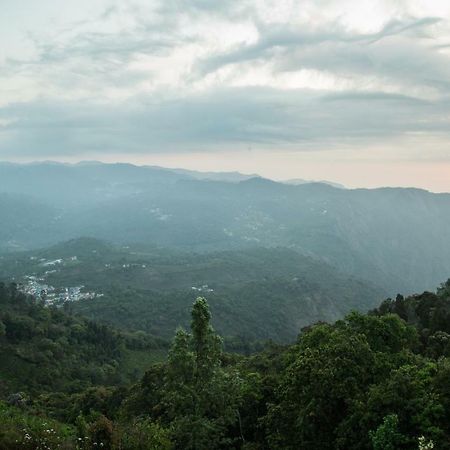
[164,297,242,450]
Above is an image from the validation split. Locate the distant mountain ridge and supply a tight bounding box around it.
[283,178,346,189]
[1,161,450,295]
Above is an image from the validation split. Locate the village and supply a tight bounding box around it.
[17,255,103,306]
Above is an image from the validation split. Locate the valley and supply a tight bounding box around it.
[2,161,450,296]
[0,238,384,343]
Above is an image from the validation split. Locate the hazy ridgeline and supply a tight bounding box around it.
[1,161,450,296]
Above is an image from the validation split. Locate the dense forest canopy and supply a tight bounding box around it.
[0,283,166,396]
[1,279,450,449]
[0,238,383,344]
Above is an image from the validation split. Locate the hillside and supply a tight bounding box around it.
[0,239,384,343]
[1,162,450,294]
[0,193,61,251]
[0,283,166,397]
[1,281,450,449]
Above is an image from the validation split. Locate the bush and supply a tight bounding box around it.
[0,401,76,449]
[118,418,173,450]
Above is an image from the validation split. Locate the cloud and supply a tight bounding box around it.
[196,16,450,96]
[198,16,441,71]
[1,86,449,158]
[0,0,449,160]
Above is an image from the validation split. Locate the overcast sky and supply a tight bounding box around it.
[1,0,450,191]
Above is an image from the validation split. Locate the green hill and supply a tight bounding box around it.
[1,280,450,449]
[0,283,166,397]
[0,239,384,343]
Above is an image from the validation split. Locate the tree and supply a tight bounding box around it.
[163,297,242,450]
[369,414,404,450]
[88,415,114,450]
[265,313,424,450]
[266,322,377,450]
[437,279,450,298]
[362,362,448,449]
[119,419,173,450]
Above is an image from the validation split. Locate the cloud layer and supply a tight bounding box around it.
[0,0,449,162]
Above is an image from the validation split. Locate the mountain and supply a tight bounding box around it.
[1,161,450,294]
[0,193,60,251]
[169,167,259,182]
[283,178,346,189]
[0,161,187,207]
[0,238,384,343]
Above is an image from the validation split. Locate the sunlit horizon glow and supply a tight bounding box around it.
[1,0,449,191]
[4,154,449,193]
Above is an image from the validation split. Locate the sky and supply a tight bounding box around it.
[1,0,450,191]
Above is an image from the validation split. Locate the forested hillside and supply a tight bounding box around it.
[1,162,450,294]
[1,281,450,449]
[0,238,384,343]
[0,283,166,396]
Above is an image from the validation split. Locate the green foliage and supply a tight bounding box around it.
[0,241,383,344]
[266,320,378,449]
[88,415,114,450]
[372,286,450,354]
[437,279,450,298]
[370,414,405,450]
[1,279,450,449]
[163,297,243,449]
[264,304,450,450]
[0,282,166,397]
[0,401,76,449]
[118,419,173,450]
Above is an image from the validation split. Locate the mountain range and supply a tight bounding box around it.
[1,161,450,295]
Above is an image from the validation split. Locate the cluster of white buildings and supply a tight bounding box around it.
[20,276,102,306]
[191,284,214,293]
